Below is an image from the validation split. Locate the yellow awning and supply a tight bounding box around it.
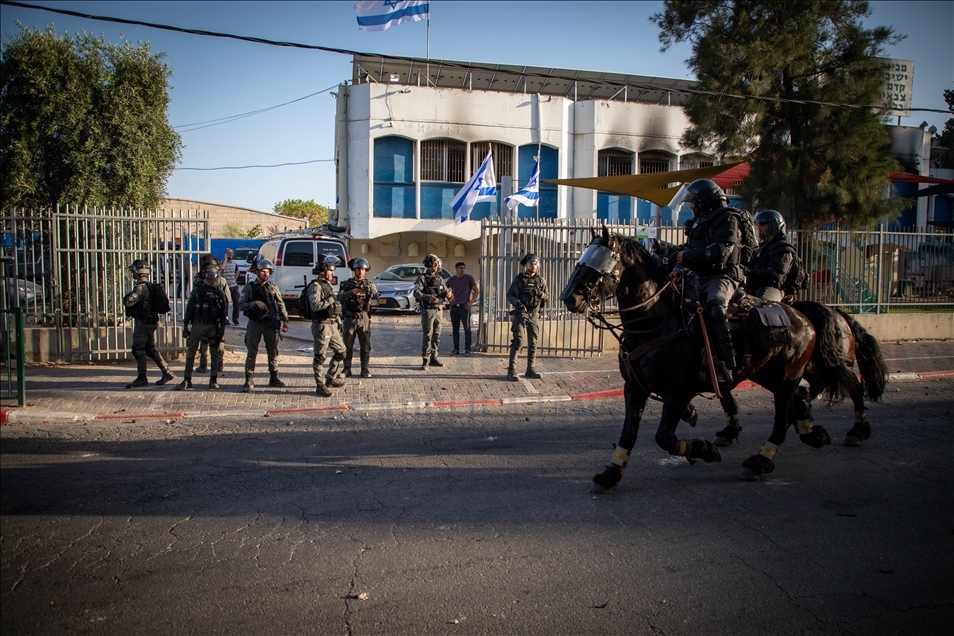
[542,161,745,208]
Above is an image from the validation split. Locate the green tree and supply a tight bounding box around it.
[653,0,906,227]
[1,26,182,209]
[245,224,263,239]
[273,198,329,228]
[932,86,954,170]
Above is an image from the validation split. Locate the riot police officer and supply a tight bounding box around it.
[745,210,795,303]
[413,254,453,370]
[506,254,549,381]
[672,178,743,388]
[309,256,348,397]
[237,258,289,392]
[122,259,175,389]
[338,258,379,378]
[178,262,228,390]
[193,253,229,375]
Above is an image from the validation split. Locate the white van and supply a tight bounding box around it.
[254,229,350,315]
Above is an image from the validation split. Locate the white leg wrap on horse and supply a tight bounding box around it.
[759,442,778,459]
[611,450,629,466]
[795,419,813,435]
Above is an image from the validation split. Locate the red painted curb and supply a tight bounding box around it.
[95,412,184,421]
[431,399,501,407]
[917,370,954,380]
[0,409,11,425]
[571,389,624,400]
[266,406,349,415]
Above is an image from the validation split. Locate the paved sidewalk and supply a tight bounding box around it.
[2,314,952,424]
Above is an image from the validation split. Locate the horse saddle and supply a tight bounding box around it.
[728,295,792,348]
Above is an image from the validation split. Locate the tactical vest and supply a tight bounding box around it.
[245,281,275,323]
[517,274,544,312]
[686,208,743,280]
[421,274,448,308]
[341,278,374,315]
[193,284,227,323]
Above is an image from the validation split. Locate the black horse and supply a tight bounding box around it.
[561,227,848,488]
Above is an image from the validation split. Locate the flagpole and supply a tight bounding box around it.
[426,9,430,87]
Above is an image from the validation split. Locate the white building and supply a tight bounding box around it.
[333,55,714,269]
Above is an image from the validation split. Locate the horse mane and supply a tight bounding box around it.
[613,234,671,284]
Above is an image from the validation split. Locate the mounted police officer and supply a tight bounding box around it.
[178,261,228,391]
[506,254,549,381]
[672,178,743,389]
[309,256,348,397]
[193,253,229,376]
[338,257,379,378]
[122,259,175,389]
[745,210,795,303]
[238,257,289,392]
[413,254,453,370]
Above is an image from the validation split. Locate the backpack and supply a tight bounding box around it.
[298,280,317,320]
[125,282,170,320]
[783,253,810,294]
[729,208,759,266]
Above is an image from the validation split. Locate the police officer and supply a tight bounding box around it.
[413,254,453,370]
[506,254,549,381]
[745,210,795,303]
[238,258,289,392]
[309,256,348,397]
[178,262,228,390]
[338,258,379,378]
[123,260,175,389]
[194,253,229,375]
[672,178,743,388]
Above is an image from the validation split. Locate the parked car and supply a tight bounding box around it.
[253,229,351,315]
[3,277,44,310]
[373,263,453,313]
[233,247,258,285]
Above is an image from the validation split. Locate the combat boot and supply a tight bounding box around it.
[156,370,176,386]
[506,361,519,382]
[209,376,220,390]
[315,380,332,397]
[525,352,542,379]
[268,371,286,388]
[176,378,194,391]
[125,375,149,389]
[241,372,253,393]
[429,355,444,367]
[326,376,345,388]
[420,357,429,371]
[361,367,372,378]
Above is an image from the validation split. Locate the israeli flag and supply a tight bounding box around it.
[451,150,496,225]
[505,160,540,210]
[355,1,430,32]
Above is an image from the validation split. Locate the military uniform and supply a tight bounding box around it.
[179,279,228,390]
[309,278,347,395]
[193,273,229,373]
[506,270,549,379]
[338,276,379,377]
[746,233,794,302]
[238,278,288,384]
[123,279,175,388]
[413,270,452,368]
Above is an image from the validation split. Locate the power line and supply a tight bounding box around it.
[3,0,948,115]
[177,159,333,171]
[174,84,339,132]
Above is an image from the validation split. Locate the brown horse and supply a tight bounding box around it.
[560,227,842,488]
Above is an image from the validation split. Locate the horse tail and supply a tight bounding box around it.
[837,310,889,402]
[792,301,856,404]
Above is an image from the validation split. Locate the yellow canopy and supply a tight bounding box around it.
[542,161,745,208]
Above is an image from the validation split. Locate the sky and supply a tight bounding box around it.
[2,1,952,214]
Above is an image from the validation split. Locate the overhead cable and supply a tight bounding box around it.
[178,159,333,171]
[174,84,339,132]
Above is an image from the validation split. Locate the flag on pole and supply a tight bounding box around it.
[451,150,496,225]
[505,160,540,210]
[355,1,430,31]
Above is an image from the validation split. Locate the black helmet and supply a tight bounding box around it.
[314,255,339,275]
[423,253,441,268]
[252,258,275,273]
[129,259,151,277]
[203,265,221,279]
[685,179,728,215]
[199,253,220,268]
[754,210,785,243]
[351,257,370,272]
[519,253,540,267]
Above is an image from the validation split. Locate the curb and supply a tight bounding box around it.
[3,370,952,425]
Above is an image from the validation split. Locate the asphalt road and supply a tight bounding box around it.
[2,378,952,635]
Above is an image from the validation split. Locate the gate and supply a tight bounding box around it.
[1,205,209,361]
[477,219,684,357]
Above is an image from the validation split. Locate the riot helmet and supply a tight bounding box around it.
[203,265,221,280]
[423,253,441,269]
[519,253,540,267]
[253,258,275,274]
[314,255,339,275]
[350,258,370,272]
[685,179,728,216]
[754,209,786,243]
[129,259,151,277]
[199,253,220,269]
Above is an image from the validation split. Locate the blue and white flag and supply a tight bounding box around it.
[451,150,496,225]
[505,160,540,210]
[355,1,430,32]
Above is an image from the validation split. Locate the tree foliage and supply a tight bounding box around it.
[273,198,329,228]
[933,86,954,170]
[653,0,906,227]
[1,26,182,209]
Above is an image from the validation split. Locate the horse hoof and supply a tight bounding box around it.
[799,426,832,449]
[592,465,623,493]
[703,441,722,463]
[843,435,865,447]
[739,468,763,481]
[590,482,616,494]
[742,453,775,475]
[713,435,735,448]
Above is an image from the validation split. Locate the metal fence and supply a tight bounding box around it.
[478,219,953,357]
[1,206,210,361]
